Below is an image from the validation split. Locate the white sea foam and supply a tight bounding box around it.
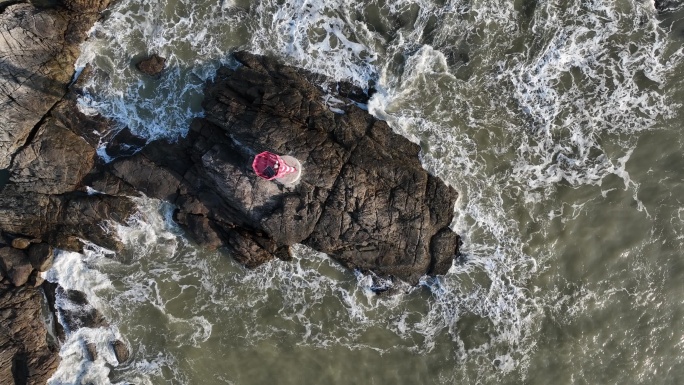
[74,0,250,142]
[44,247,115,311]
[366,0,681,380]
[44,247,134,385]
[251,0,379,88]
[47,327,129,385]
[504,2,682,191]
[44,199,195,384]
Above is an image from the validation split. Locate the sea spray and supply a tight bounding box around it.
[250,0,379,88]
[505,1,681,193]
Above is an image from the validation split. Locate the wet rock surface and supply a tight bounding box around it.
[112,339,130,364]
[56,286,109,331]
[28,242,54,272]
[0,247,33,287]
[41,281,131,365]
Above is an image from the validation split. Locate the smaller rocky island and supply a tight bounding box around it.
[135,53,167,77]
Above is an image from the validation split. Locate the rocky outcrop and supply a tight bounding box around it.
[0,0,113,169]
[0,283,60,385]
[98,51,461,285]
[28,242,54,272]
[0,1,125,384]
[55,287,108,331]
[58,288,130,364]
[135,54,166,77]
[0,246,34,287]
[0,95,137,251]
[41,281,131,365]
[0,67,134,385]
[2,1,460,285]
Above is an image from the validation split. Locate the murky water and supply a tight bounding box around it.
[46,0,684,383]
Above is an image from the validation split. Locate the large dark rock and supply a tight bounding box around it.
[104,51,460,284]
[28,242,54,272]
[0,0,113,169]
[0,284,60,385]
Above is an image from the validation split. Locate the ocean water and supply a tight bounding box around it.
[46,0,684,383]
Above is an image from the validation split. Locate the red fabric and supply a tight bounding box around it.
[252,151,296,180]
[252,152,279,180]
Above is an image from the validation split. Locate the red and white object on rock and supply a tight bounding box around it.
[252,151,302,185]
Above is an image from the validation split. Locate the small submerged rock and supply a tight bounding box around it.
[135,54,166,77]
[46,283,131,364]
[57,287,108,330]
[85,342,99,361]
[112,339,130,364]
